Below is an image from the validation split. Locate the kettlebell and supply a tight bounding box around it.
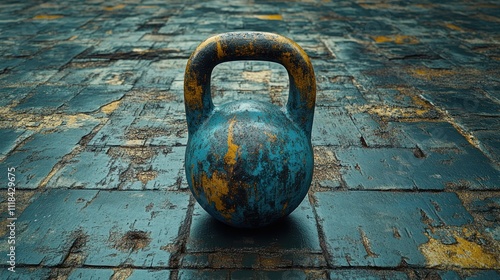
[184,32,316,228]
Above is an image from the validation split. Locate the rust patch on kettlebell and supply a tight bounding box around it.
[216,39,225,59]
[200,171,236,220]
[184,32,315,228]
[200,118,242,220]
[267,33,316,110]
[224,118,240,166]
[184,70,204,110]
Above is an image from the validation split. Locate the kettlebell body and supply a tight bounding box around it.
[184,32,316,228]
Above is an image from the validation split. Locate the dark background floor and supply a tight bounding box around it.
[0,0,499,279]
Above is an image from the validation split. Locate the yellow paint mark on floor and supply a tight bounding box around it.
[0,107,96,131]
[121,147,155,164]
[0,191,36,236]
[259,255,282,268]
[137,5,159,9]
[349,104,430,119]
[420,233,499,268]
[106,74,125,85]
[124,139,145,147]
[449,121,481,149]
[136,170,158,184]
[104,4,126,11]
[65,114,94,128]
[242,70,272,83]
[414,3,437,8]
[208,252,243,268]
[39,165,60,188]
[359,3,393,9]
[101,100,121,114]
[254,14,283,20]
[445,23,464,31]
[409,67,456,80]
[475,13,500,23]
[372,35,419,44]
[472,3,500,9]
[111,268,133,280]
[33,14,64,20]
[132,48,148,53]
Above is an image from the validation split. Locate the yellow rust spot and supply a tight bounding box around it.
[253,14,283,21]
[184,69,204,110]
[103,4,126,11]
[372,35,419,44]
[264,131,277,142]
[33,14,64,20]
[224,118,239,166]
[191,119,250,222]
[263,33,315,109]
[420,232,499,268]
[281,201,289,214]
[184,35,215,110]
[101,100,121,114]
[201,171,235,220]
[216,39,225,59]
[445,23,464,31]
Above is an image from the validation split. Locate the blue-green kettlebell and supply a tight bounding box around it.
[184,32,316,228]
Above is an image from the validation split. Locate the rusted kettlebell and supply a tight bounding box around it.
[184,32,316,228]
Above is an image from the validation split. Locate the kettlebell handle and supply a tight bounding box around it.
[184,32,316,137]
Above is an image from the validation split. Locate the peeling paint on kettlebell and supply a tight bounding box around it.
[184,32,316,228]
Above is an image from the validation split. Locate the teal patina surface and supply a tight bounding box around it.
[184,32,315,228]
[0,0,499,279]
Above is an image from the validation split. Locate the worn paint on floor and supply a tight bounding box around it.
[0,0,499,278]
